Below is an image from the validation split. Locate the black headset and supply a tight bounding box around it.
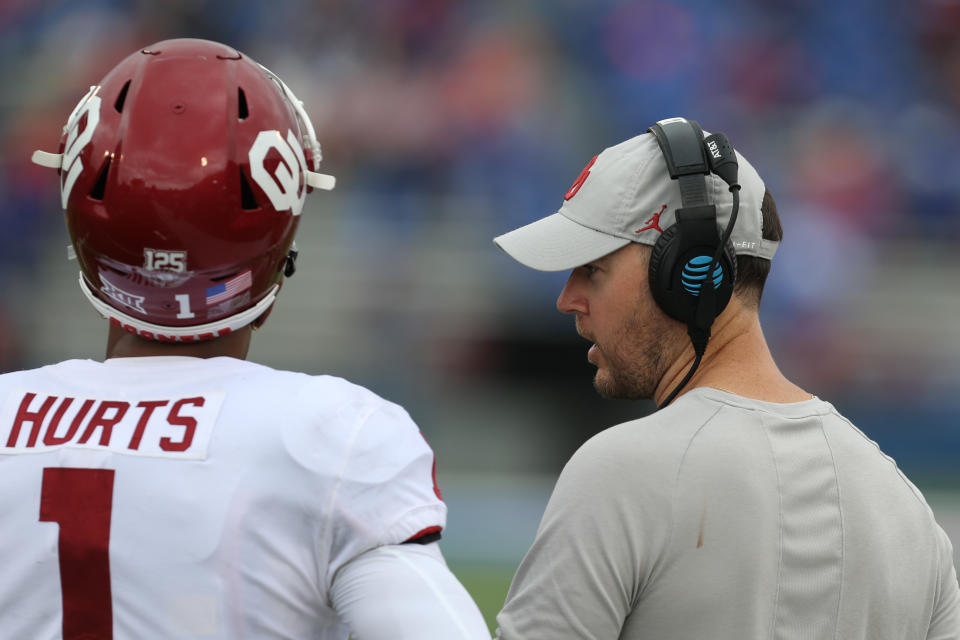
[645,118,742,408]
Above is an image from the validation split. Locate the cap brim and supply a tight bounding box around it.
[493,212,631,272]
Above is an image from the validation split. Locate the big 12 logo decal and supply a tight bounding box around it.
[60,86,102,209]
[249,129,307,216]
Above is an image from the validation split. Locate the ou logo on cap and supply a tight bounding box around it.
[249,129,307,216]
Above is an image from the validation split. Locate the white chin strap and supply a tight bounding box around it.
[79,273,278,341]
[32,150,63,168]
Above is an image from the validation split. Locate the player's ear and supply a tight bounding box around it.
[251,305,274,331]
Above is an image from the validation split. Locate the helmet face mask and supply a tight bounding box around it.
[34,38,335,342]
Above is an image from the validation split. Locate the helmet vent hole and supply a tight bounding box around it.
[239,169,259,210]
[237,88,249,120]
[114,80,131,113]
[89,157,111,200]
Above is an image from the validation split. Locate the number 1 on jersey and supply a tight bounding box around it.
[40,467,115,639]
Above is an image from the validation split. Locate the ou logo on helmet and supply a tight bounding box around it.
[249,129,308,216]
[60,86,102,209]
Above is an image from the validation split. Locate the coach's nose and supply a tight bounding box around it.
[557,270,587,315]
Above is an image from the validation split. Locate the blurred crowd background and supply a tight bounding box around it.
[2,0,960,609]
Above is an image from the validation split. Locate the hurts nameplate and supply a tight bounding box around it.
[0,389,225,459]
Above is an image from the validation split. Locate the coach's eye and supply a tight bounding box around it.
[583,264,599,278]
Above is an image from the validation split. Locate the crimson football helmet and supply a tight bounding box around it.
[32,38,335,342]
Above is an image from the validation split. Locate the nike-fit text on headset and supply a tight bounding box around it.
[646,117,741,408]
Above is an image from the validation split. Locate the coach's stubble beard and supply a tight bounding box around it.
[582,303,682,401]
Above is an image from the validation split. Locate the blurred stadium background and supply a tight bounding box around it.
[3,0,960,631]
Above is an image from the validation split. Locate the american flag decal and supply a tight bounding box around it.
[206,271,252,306]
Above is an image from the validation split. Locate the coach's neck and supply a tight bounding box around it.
[654,296,810,406]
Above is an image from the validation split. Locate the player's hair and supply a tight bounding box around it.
[734,188,781,307]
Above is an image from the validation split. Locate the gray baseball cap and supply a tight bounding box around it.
[493,128,778,271]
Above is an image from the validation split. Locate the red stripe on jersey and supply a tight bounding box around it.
[430,455,442,500]
[418,431,443,500]
[406,525,443,543]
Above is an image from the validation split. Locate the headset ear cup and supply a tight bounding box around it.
[648,224,684,322]
[648,226,739,324]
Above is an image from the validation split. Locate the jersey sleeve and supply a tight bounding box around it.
[495,426,673,640]
[325,396,447,586]
[331,542,490,639]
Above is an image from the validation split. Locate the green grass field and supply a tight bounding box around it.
[449,563,515,634]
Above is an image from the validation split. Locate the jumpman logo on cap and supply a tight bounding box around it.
[635,205,666,234]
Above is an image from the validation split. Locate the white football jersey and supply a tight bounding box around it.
[0,356,447,639]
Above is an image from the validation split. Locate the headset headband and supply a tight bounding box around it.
[648,117,710,209]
